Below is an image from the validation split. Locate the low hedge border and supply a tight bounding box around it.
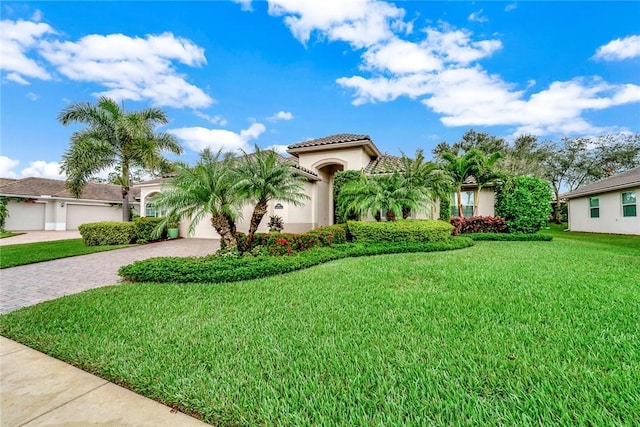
[466,233,553,241]
[348,220,453,243]
[119,237,474,284]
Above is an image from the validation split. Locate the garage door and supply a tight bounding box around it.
[66,204,122,230]
[5,201,45,230]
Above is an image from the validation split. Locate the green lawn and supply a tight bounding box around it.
[0,231,24,239]
[1,232,639,425]
[0,239,132,268]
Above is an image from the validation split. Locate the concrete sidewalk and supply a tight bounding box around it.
[0,336,211,426]
[0,231,82,246]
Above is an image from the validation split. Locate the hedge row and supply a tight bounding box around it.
[466,233,553,241]
[233,224,348,255]
[347,220,453,243]
[450,216,507,235]
[119,237,474,284]
[78,217,167,246]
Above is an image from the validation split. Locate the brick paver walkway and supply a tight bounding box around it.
[0,239,219,314]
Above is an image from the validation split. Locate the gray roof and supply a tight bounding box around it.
[0,177,140,202]
[365,154,403,174]
[562,166,640,199]
[288,133,371,150]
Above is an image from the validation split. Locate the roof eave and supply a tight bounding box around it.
[563,182,640,199]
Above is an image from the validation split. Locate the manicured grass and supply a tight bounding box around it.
[0,231,23,239]
[1,232,639,425]
[0,239,132,268]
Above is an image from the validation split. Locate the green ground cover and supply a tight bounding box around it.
[0,231,23,239]
[1,231,638,425]
[0,239,132,268]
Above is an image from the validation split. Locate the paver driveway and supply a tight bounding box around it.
[0,239,218,314]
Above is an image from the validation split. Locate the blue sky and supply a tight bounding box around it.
[1,0,639,179]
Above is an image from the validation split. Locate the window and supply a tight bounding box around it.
[622,192,637,217]
[450,191,475,217]
[589,197,599,218]
[145,203,158,217]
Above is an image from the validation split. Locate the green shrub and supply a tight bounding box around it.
[467,233,552,241]
[78,221,137,246]
[134,217,167,243]
[333,170,361,224]
[439,197,451,222]
[307,224,348,245]
[119,237,474,284]
[495,176,552,234]
[347,220,453,243]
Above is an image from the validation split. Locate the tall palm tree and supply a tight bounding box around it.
[440,149,484,217]
[151,149,242,249]
[399,149,452,218]
[235,146,309,249]
[58,97,182,221]
[472,151,503,215]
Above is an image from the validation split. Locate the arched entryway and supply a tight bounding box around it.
[314,160,345,226]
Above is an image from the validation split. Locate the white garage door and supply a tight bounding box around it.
[66,204,122,230]
[5,201,45,231]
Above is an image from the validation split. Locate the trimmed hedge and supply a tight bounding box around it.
[347,220,453,243]
[134,217,167,243]
[119,237,474,284]
[78,221,137,246]
[467,233,553,241]
[232,224,349,255]
[450,216,507,235]
[307,224,348,245]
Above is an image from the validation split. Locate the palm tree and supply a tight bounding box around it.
[58,97,182,221]
[151,149,243,249]
[472,151,503,215]
[340,172,426,221]
[234,146,309,249]
[440,149,484,217]
[399,149,452,218]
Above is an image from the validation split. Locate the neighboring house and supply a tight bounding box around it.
[138,134,497,239]
[0,177,140,231]
[562,166,639,235]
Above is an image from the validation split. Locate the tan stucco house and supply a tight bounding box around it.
[563,166,639,235]
[138,134,497,239]
[0,177,139,231]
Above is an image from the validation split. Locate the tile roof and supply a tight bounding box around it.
[562,166,640,199]
[365,154,403,174]
[0,177,140,202]
[287,134,372,150]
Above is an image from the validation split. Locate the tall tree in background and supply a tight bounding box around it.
[542,134,640,223]
[433,129,508,158]
[500,134,551,178]
[235,146,309,249]
[59,97,182,221]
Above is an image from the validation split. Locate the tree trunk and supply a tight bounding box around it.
[245,201,268,251]
[457,189,464,217]
[553,187,562,224]
[121,186,130,222]
[402,206,411,219]
[386,209,396,221]
[211,214,237,249]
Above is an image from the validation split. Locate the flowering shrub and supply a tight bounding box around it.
[450,216,507,235]
[307,224,348,246]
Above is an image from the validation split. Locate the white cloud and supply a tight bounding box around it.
[21,160,65,179]
[593,35,640,61]
[468,10,488,23]
[6,72,30,85]
[268,111,294,121]
[505,3,517,12]
[362,37,442,74]
[39,32,213,108]
[0,19,54,83]
[169,122,266,153]
[0,156,20,178]
[266,144,289,154]
[232,0,253,12]
[31,9,43,22]
[267,0,406,48]
[193,111,228,126]
[26,92,38,101]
